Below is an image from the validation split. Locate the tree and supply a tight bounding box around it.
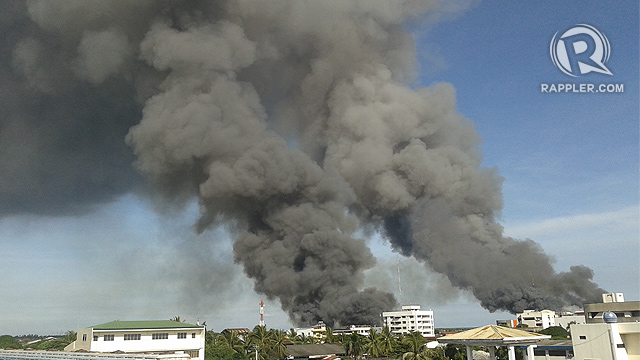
[400,332,428,360]
[379,326,397,356]
[269,330,287,359]
[324,327,335,344]
[538,326,569,340]
[344,333,365,360]
[170,316,185,323]
[220,330,245,355]
[286,329,298,344]
[0,335,22,350]
[364,328,384,358]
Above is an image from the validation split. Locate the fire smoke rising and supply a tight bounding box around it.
[1,1,604,326]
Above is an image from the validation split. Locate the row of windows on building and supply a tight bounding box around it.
[93,333,196,341]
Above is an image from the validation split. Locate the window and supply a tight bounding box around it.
[93,336,98,341]
[82,334,87,342]
[579,335,587,340]
[124,334,141,341]
[104,335,114,341]
[192,333,196,339]
[152,333,169,340]
[178,332,187,339]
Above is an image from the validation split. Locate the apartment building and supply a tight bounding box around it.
[382,305,434,337]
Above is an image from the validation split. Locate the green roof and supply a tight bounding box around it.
[92,320,203,330]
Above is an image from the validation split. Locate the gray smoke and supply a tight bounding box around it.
[1,0,605,326]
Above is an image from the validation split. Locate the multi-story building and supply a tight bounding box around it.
[333,325,379,337]
[517,309,556,329]
[584,292,640,324]
[571,311,640,360]
[382,305,434,337]
[64,320,206,360]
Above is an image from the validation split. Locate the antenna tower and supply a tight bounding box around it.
[397,255,402,303]
[259,300,265,327]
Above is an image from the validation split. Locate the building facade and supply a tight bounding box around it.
[571,319,640,360]
[584,293,640,324]
[382,305,434,337]
[64,320,205,360]
[517,310,556,329]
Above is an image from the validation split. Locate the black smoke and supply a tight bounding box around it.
[1,0,605,326]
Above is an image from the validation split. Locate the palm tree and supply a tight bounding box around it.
[220,330,244,354]
[400,332,428,360]
[269,329,288,359]
[380,326,397,356]
[287,328,298,343]
[344,333,365,360]
[364,328,384,358]
[324,327,335,344]
[248,325,273,360]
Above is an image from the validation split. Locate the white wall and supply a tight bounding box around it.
[90,329,205,360]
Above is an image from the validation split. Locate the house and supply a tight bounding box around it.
[64,320,205,360]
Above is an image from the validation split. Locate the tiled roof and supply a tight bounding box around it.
[439,325,550,345]
[92,320,203,330]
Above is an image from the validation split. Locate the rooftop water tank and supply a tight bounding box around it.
[603,311,617,323]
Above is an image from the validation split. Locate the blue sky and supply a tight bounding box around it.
[0,1,638,335]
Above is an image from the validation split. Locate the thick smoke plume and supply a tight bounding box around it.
[1,0,604,326]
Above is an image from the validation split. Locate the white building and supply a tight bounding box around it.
[554,311,586,330]
[571,312,640,360]
[382,305,434,337]
[64,320,205,360]
[333,325,379,337]
[517,310,556,329]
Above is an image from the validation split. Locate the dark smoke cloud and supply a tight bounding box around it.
[1,0,605,326]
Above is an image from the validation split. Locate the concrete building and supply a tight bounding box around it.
[295,321,328,341]
[571,312,640,360]
[516,310,556,329]
[64,320,205,360]
[584,293,640,324]
[554,311,586,330]
[382,305,434,337]
[333,325,379,337]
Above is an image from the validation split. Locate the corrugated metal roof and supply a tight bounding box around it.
[92,320,202,330]
[286,344,346,357]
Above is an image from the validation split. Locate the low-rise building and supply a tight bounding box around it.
[554,311,586,330]
[64,320,205,360]
[382,305,434,337]
[333,325,378,337]
[517,310,556,329]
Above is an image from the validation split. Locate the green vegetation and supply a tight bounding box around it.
[538,326,570,340]
[0,335,23,349]
[205,326,456,360]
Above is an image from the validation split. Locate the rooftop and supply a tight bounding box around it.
[438,325,550,346]
[92,320,203,330]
